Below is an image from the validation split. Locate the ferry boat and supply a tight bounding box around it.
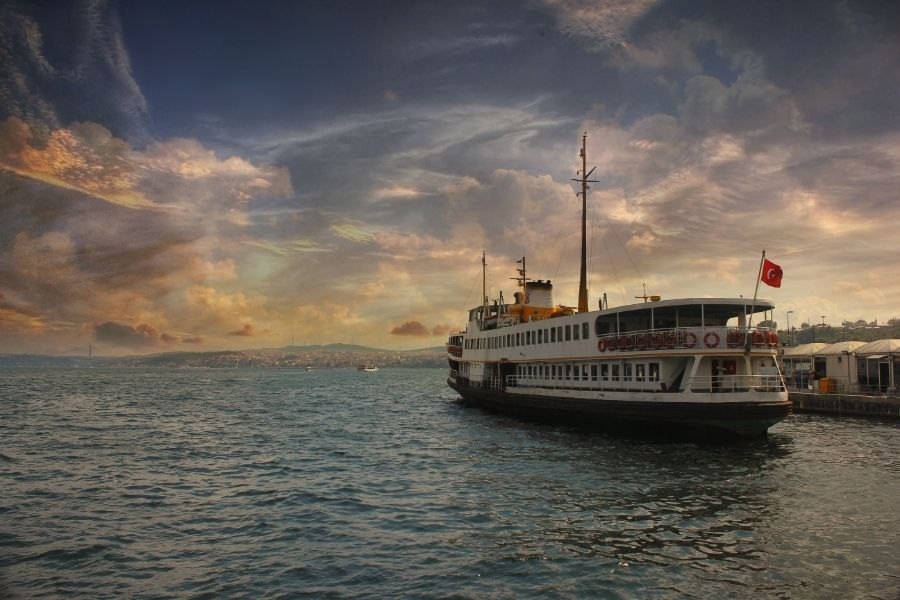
[445,135,791,439]
[357,364,378,372]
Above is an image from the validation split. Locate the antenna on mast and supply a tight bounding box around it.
[572,132,598,313]
[510,256,531,289]
[636,283,650,303]
[634,283,661,303]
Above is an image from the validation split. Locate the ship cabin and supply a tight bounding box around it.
[448,294,782,398]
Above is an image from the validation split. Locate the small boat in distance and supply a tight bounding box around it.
[357,364,378,372]
[445,134,791,439]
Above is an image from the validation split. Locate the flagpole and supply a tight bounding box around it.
[746,249,766,353]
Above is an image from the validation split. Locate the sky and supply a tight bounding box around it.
[0,0,898,355]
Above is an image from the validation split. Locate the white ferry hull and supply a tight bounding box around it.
[448,378,791,440]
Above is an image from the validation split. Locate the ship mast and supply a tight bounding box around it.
[481,250,487,327]
[573,132,598,313]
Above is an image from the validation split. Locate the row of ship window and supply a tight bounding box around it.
[465,322,592,350]
[516,361,661,382]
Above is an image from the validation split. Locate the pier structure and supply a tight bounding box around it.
[781,339,899,412]
[789,390,900,419]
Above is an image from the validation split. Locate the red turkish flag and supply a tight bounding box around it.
[761,258,783,288]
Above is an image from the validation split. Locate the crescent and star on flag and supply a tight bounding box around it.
[761,258,783,288]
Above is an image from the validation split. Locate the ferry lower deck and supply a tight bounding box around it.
[448,376,791,439]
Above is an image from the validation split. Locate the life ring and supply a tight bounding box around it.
[766,331,778,347]
[598,339,607,352]
[704,332,720,348]
[683,332,697,348]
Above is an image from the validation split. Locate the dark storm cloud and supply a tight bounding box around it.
[628,0,900,135]
[228,324,255,337]
[94,321,170,348]
[388,322,452,338]
[390,321,430,336]
[0,0,151,143]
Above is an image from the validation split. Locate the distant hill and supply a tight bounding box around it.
[405,346,446,353]
[0,354,88,368]
[0,344,446,369]
[271,343,391,353]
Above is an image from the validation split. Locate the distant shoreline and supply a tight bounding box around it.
[0,346,446,370]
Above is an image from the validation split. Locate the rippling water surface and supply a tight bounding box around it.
[1,367,898,598]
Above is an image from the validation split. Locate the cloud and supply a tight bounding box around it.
[228,323,255,337]
[431,324,451,336]
[389,321,452,337]
[94,321,168,348]
[0,222,219,332]
[0,118,152,208]
[183,285,266,333]
[182,336,204,344]
[0,291,51,332]
[0,113,296,352]
[331,222,375,244]
[0,0,151,142]
[370,185,421,202]
[543,0,660,47]
[405,33,518,59]
[0,118,293,211]
[678,72,804,136]
[241,239,328,256]
[390,321,430,336]
[442,168,580,256]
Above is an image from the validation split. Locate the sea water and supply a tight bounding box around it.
[1,367,898,599]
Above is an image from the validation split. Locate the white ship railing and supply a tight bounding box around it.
[596,326,778,353]
[684,374,785,393]
[504,373,784,393]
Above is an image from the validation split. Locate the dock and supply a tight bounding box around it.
[789,391,900,419]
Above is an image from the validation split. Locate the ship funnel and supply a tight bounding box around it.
[525,280,553,308]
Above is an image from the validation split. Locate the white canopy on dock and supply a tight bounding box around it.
[815,341,867,356]
[854,339,900,355]
[783,343,828,357]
